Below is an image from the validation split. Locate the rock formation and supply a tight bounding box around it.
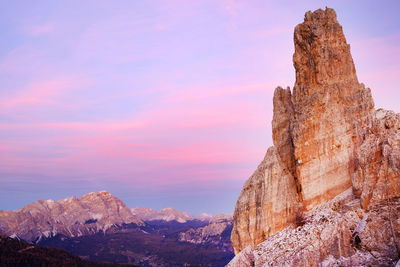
[230,7,400,265]
[229,189,400,266]
[352,109,400,209]
[178,213,233,253]
[0,191,143,242]
[230,147,299,254]
[290,8,374,209]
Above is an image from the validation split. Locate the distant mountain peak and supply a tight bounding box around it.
[81,190,113,198]
[0,191,143,243]
[0,192,235,266]
[132,206,195,223]
[161,207,175,211]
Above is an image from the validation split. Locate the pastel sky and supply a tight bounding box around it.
[1,0,399,215]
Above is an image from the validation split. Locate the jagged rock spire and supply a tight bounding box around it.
[293,8,358,91]
[289,7,374,210]
[231,7,375,254]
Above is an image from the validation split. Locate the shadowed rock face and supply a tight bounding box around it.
[230,147,299,254]
[352,109,400,209]
[231,7,399,258]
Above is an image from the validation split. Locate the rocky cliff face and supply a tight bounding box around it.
[230,146,299,254]
[0,191,143,242]
[352,109,400,209]
[290,8,374,209]
[230,7,400,264]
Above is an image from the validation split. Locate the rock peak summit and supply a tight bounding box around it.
[288,6,374,210]
[293,7,358,90]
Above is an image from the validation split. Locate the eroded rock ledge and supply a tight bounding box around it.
[230,7,400,265]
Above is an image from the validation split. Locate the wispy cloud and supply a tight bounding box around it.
[25,22,55,36]
[1,75,93,112]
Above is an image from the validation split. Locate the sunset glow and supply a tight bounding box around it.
[1,0,399,214]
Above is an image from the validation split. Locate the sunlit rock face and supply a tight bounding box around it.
[231,7,400,259]
[290,7,374,210]
[131,207,195,223]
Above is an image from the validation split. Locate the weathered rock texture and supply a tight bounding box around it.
[231,147,299,254]
[291,8,374,209]
[352,109,400,209]
[230,7,400,263]
[228,190,400,267]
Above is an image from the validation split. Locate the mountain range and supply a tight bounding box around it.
[131,207,196,224]
[0,191,233,266]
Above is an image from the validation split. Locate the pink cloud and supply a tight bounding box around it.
[162,82,273,103]
[25,23,55,36]
[223,0,238,16]
[0,104,266,184]
[1,75,93,111]
[0,45,44,74]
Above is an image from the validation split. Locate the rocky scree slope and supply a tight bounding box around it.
[230,7,400,266]
[229,189,400,266]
